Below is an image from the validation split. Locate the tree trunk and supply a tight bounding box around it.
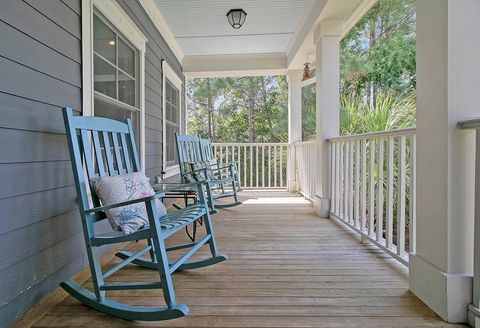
[247,82,255,143]
[207,96,213,141]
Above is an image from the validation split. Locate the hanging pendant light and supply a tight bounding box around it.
[227,9,247,29]
[303,56,312,79]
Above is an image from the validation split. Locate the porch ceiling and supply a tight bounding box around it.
[154,0,310,56]
[148,0,378,77]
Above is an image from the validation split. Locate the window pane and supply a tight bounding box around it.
[166,123,178,164]
[118,72,135,106]
[118,38,135,77]
[93,15,116,64]
[94,55,116,99]
[94,97,140,149]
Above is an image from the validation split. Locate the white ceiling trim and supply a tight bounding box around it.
[138,0,184,62]
[183,53,287,78]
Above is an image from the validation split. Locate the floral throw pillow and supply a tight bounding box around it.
[90,172,167,234]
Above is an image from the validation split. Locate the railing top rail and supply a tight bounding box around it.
[294,140,318,146]
[327,127,416,142]
[212,142,289,146]
[459,119,480,130]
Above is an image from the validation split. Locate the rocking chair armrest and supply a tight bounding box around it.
[84,193,165,214]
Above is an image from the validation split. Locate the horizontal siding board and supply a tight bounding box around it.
[145,128,162,143]
[0,21,81,87]
[0,185,77,236]
[0,92,68,134]
[145,155,162,170]
[145,57,162,84]
[145,113,162,132]
[24,0,81,39]
[0,128,69,163]
[60,0,81,16]
[145,85,162,108]
[145,71,162,96]
[145,100,163,120]
[145,141,162,156]
[0,256,83,326]
[0,210,81,272]
[0,161,74,200]
[0,56,81,109]
[0,1,81,63]
[0,232,84,307]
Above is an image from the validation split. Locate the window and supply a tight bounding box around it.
[165,79,180,165]
[162,61,183,175]
[93,13,140,145]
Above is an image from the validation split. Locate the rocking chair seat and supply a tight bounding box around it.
[91,205,207,246]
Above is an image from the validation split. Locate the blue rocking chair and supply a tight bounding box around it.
[61,107,227,321]
[175,133,240,213]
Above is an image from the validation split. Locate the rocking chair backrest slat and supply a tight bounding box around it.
[126,119,141,172]
[175,133,202,178]
[111,132,124,174]
[120,133,133,173]
[199,137,214,162]
[92,130,106,177]
[102,131,115,175]
[63,107,141,214]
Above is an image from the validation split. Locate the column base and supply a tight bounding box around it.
[409,253,472,323]
[287,179,297,193]
[313,196,330,218]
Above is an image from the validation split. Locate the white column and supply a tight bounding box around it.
[313,21,341,217]
[287,70,303,192]
[410,0,480,323]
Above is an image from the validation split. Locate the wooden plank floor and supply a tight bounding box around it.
[32,191,467,328]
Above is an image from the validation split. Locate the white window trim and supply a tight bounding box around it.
[81,0,148,171]
[162,60,183,178]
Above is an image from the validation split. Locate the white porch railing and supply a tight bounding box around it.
[328,128,416,265]
[294,140,317,200]
[212,143,288,189]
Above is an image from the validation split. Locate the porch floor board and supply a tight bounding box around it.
[32,191,465,327]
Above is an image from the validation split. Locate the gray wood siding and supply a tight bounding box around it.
[116,0,185,180]
[0,0,183,326]
[0,1,83,326]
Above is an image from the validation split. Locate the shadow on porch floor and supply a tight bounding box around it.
[27,191,466,327]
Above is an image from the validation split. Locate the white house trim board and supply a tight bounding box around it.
[81,0,147,171]
[183,53,287,78]
[138,0,184,62]
[162,60,183,178]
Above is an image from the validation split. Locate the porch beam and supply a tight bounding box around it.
[183,53,287,78]
[410,0,480,323]
[313,20,342,217]
[287,70,303,192]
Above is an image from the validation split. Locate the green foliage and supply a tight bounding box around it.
[187,76,288,143]
[301,83,316,140]
[340,0,416,102]
[340,92,416,135]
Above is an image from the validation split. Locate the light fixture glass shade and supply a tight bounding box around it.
[226,9,247,29]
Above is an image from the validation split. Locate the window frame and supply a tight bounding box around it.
[162,60,183,178]
[82,0,147,171]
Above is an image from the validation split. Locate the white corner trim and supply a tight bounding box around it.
[138,0,184,62]
[93,0,148,52]
[81,0,94,116]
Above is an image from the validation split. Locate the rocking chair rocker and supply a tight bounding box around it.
[61,107,227,321]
